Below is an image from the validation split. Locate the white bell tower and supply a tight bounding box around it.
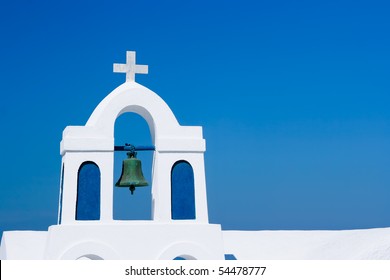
[47,51,225,259]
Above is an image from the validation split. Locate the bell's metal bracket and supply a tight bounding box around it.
[114,143,155,157]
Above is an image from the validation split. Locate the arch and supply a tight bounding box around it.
[60,241,120,260]
[76,161,101,220]
[60,81,207,223]
[171,160,196,220]
[86,82,180,143]
[158,242,213,260]
[113,112,153,220]
[173,256,187,260]
[77,254,104,260]
[61,81,205,157]
[173,255,196,260]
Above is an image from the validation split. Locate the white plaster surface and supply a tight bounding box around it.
[223,227,390,259]
[3,227,390,259]
[46,223,224,260]
[0,231,48,260]
[1,224,224,260]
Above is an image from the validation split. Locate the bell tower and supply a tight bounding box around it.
[58,51,209,225]
[46,51,224,259]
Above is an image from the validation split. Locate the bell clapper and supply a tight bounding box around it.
[129,185,135,195]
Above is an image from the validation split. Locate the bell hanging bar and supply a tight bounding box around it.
[114,143,155,152]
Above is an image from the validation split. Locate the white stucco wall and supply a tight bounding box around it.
[44,223,224,260]
[0,231,48,260]
[222,227,390,259]
[3,227,390,260]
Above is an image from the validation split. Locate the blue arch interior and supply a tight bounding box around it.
[173,256,187,260]
[224,254,238,260]
[76,162,101,220]
[171,161,196,220]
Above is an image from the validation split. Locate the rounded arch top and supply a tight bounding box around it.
[86,82,180,142]
[60,241,120,260]
[158,242,216,260]
[61,82,205,154]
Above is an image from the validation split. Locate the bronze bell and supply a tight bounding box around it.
[115,152,148,194]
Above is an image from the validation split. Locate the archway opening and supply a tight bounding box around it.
[76,161,101,220]
[173,255,196,260]
[113,112,153,220]
[77,254,104,260]
[171,161,196,220]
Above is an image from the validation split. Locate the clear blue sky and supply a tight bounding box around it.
[1,0,389,239]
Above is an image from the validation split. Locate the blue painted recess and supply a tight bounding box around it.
[224,254,237,260]
[171,161,196,220]
[76,162,101,220]
[173,256,186,260]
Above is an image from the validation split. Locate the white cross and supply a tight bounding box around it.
[113,51,148,82]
